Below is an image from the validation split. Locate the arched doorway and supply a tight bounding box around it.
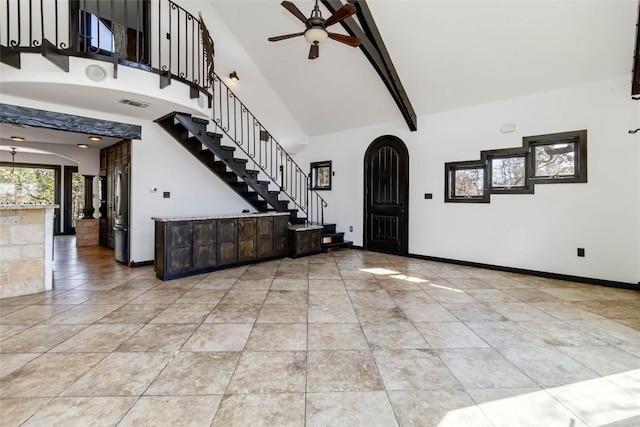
[363,136,409,256]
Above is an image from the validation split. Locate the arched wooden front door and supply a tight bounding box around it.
[363,136,409,255]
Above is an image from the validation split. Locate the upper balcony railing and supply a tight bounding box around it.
[1,0,325,225]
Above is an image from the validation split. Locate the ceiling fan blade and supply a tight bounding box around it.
[268,32,305,42]
[308,43,319,60]
[281,1,308,24]
[328,32,361,47]
[325,3,356,27]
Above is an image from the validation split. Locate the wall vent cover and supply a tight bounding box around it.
[119,99,151,108]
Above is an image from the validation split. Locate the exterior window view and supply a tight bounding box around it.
[0,0,638,426]
[455,167,484,197]
[0,165,57,205]
[491,157,526,188]
[533,143,576,177]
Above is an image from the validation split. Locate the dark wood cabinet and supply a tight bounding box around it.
[155,213,291,280]
[256,216,274,258]
[238,217,256,262]
[289,226,323,258]
[273,215,289,257]
[217,218,238,266]
[192,220,216,270]
[167,221,192,274]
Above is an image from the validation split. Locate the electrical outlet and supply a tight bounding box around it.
[577,248,585,257]
[349,226,353,232]
[163,192,170,198]
[424,193,433,199]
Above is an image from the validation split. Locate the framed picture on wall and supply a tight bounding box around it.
[310,161,332,190]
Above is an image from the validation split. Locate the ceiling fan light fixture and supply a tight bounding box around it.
[304,27,328,45]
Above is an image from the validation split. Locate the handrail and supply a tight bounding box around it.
[0,0,326,225]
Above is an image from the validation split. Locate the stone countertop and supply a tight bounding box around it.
[152,212,291,222]
[0,204,59,210]
[288,224,324,231]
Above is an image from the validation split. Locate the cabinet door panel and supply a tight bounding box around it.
[192,220,216,270]
[256,216,274,258]
[310,229,322,252]
[238,218,256,262]
[166,221,191,274]
[217,219,237,265]
[273,216,289,257]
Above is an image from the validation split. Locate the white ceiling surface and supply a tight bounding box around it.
[0,122,121,151]
[213,0,637,136]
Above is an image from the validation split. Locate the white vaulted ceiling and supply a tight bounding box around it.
[212,0,637,136]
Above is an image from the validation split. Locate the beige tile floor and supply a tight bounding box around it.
[1,236,640,426]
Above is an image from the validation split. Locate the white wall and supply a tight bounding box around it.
[293,76,640,284]
[130,123,254,264]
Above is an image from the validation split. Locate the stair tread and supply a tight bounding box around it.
[323,232,345,238]
[220,146,235,152]
[233,158,248,163]
[191,116,209,124]
[323,240,353,248]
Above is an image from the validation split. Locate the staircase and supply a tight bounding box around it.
[156,112,306,224]
[321,223,353,253]
[1,0,355,255]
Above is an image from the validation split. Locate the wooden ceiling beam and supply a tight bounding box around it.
[322,0,417,131]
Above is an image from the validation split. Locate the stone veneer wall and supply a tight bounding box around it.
[0,208,46,298]
[76,218,99,247]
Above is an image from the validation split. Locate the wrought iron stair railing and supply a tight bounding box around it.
[1,0,326,225]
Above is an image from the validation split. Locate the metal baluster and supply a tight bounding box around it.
[39,0,44,45]
[54,0,59,47]
[29,0,33,45]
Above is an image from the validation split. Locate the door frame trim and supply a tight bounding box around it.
[363,135,409,256]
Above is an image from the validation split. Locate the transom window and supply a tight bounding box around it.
[445,130,587,203]
[525,130,587,184]
[444,162,489,203]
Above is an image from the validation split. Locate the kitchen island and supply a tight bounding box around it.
[153,212,291,280]
[0,204,57,298]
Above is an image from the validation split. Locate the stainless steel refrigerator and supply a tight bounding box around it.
[113,165,129,264]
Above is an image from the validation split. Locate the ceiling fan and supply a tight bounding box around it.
[268,0,361,60]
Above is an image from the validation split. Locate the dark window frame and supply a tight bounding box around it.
[524,130,587,185]
[444,160,489,203]
[481,147,533,195]
[310,160,332,191]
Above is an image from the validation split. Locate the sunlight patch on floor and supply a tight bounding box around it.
[437,369,640,427]
[360,268,466,291]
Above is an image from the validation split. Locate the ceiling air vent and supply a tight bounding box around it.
[119,99,151,108]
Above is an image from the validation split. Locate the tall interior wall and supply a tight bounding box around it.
[293,76,640,284]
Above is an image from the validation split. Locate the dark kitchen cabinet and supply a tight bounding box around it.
[217,218,238,266]
[256,216,274,258]
[237,217,256,262]
[289,226,323,258]
[154,213,290,280]
[192,220,217,270]
[273,215,289,257]
[154,221,192,278]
